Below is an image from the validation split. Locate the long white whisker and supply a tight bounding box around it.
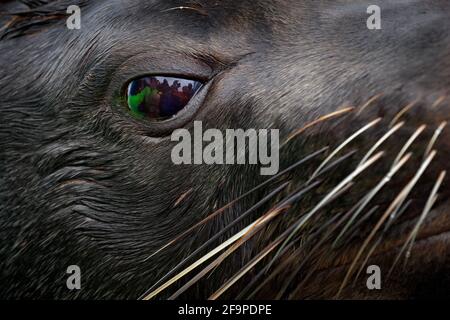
[389,100,418,127]
[333,153,411,246]
[388,170,446,277]
[336,150,437,298]
[424,121,447,158]
[142,223,256,300]
[275,152,384,262]
[358,121,404,167]
[392,124,426,167]
[310,118,382,180]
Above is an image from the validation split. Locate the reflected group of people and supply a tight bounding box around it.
[127,76,202,119]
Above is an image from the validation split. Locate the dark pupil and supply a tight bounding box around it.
[126,76,203,120]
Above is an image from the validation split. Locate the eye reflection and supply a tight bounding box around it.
[126,76,203,121]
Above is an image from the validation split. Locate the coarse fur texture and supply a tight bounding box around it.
[1,0,450,299]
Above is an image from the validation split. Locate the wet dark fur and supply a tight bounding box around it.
[1,0,450,299]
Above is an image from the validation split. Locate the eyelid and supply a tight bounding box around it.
[112,54,214,89]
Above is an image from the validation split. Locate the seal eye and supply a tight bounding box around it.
[125,76,203,121]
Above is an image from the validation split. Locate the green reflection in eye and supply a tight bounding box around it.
[128,86,159,119]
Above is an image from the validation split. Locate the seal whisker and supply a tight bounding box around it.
[273,152,384,268]
[331,198,371,247]
[281,107,354,147]
[245,244,297,299]
[384,198,415,229]
[357,121,404,167]
[237,165,355,299]
[309,118,382,180]
[143,147,328,262]
[273,212,348,299]
[343,205,380,242]
[356,93,383,116]
[388,170,446,277]
[352,237,381,286]
[336,150,437,298]
[139,182,290,299]
[424,121,447,158]
[352,202,410,285]
[232,147,356,292]
[157,180,321,299]
[208,227,295,300]
[392,124,426,167]
[168,179,328,299]
[173,189,193,208]
[389,99,419,127]
[431,95,447,109]
[333,153,412,247]
[387,199,413,227]
[142,221,258,300]
[272,180,324,209]
[403,195,440,265]
[316,149,358,177]
[266,182,353,276]
[166,205,292,300]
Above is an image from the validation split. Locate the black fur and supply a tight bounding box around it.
[1,0,450,299]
